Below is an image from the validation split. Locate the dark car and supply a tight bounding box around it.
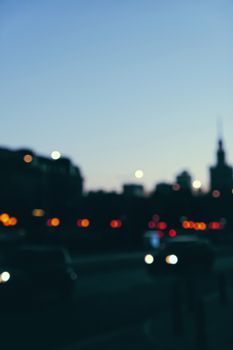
[144,236,215,276]
[0,246,77,303]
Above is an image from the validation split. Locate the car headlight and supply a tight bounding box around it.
[165,255,178,265]
[144,254,154,265]
[0,271,11,283]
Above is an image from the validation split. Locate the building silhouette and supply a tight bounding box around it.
[210,138,233,194]
[155,183,173,195]
[176,170,192,192]
[122,184,144,197]
[0,147,83,214]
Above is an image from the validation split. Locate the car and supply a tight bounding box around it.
[0,246,77,303]
[144,235,215,276]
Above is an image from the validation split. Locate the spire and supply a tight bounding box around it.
[216,118,225,165]
[217,116,223,142]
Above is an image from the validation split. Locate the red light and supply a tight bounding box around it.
[117,220,122,228]
[157,231,164,238]
[209,222,221,230]
[173,183,181,191]
[169,229,177,237]
[76,219,83,227]
[212,190,221,198]
[158,222,167,230]
[110,220,122,229]
[47,219,52,227]
[148,221,156,229]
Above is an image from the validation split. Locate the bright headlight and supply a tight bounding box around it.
[144,254,154,265]
[0,271,11,283]
[165,254,178,265]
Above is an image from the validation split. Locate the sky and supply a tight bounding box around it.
[0,0,233,192]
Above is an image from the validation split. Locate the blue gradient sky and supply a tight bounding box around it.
[1,0,233,192]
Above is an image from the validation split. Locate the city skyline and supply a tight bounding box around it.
[1,134,231,195]
[1,0,233,191]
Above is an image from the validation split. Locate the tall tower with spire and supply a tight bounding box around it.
[210,136,233,194]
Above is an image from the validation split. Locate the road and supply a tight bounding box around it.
[0,252,233,350]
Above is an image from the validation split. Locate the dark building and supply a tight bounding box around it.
[210,138,233,194]
[176,170,192,192]
[0,147,84,215]
[122,184,144,197]
[155,183,173,195]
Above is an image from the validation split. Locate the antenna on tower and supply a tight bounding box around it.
[217,116,223,141]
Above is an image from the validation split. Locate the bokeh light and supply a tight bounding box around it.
[192,179,202,189]
[77,219,90,228]
[212,190,221,198]
[9,217,18,226]
[165,255,178,265]
[47,217,60,227]
[134,169,144,179]
[157,221,167,230]
[51,151,61,160]
[0,271,10,283]
[148,220,156,229]
[23,154,33,163]
[110,220,122,229]
[32,209,45,217]
[144,254,154,265]
[172,183,181,191]
[169,229,177,237]
[0,213,10,224]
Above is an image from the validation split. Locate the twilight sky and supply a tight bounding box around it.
[0,0,233,192]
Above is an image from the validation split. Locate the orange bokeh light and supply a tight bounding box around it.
[81,219,90,228]
[0,213,10,223]
[32,209,45,217]
[183,220,207,231]
[51,217,60,227]
[3,221,11,227]
[47,217,60,227]
[77,219,90,228]
[182,220,191,229]
[23,154,33,163]
[9,217,18,226]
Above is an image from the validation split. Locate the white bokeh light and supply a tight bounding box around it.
[192,179,202,190]
[144,254,154,265]
[134,169,144,179]
[165,254,178,265]
[0,271,10,282]
[51,151,61,160]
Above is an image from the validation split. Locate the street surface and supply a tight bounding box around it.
[0,249,233,350]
